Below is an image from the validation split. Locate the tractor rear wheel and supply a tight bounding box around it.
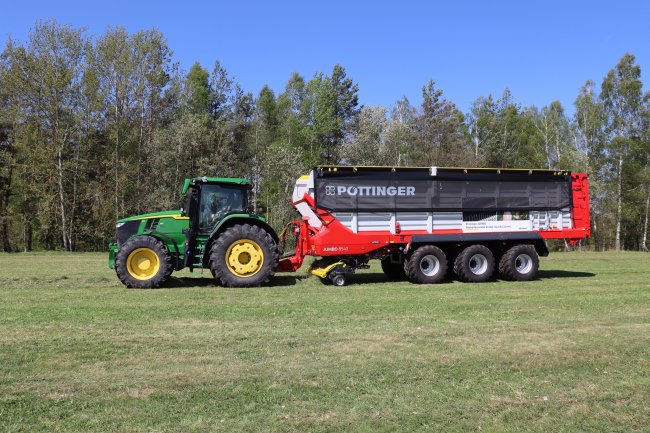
[453,244,495,283]
[381,252,406,280]
[404,245,448,284]
[115,236,173,288]
[210,224,279,287]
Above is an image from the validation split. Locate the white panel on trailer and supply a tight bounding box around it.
[397,212,429,232]
[432,212,463,230]
[358,212,392,232]
[562,208,572,229]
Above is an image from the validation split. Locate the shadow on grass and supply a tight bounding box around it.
[267,274,311,287]
[162,273,310,289]
[346,273,392,285]
[160,269,595,289]
[337,269,596,286]
[537,269,596,279]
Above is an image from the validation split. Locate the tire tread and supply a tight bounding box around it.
[115,235,173,288]
[453,244,495,283]
[210,224,279,287]
[498,244,539,281]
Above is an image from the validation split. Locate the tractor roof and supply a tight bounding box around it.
[182,176,252,194]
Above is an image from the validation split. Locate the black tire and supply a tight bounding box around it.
[330,274,347,286]
[381,252,406,280]
[453,244,495,283]
[210,268,222,285]
[209,224,279,287]
[404,245,448,284]
[115,235,173,288]
[498,244,539,281]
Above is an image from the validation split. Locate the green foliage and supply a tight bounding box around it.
[413,80,471,166]
[185,62,210,115]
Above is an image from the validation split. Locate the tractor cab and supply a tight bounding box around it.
[181,176,253,234]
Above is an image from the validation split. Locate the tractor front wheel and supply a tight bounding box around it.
[115,236,173,288]
[210,224,279,287]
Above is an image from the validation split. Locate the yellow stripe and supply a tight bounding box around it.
[129,214,189,221]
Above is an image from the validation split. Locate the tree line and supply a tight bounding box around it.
[0,20,648,253]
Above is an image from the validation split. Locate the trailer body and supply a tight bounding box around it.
[278,166,590,284]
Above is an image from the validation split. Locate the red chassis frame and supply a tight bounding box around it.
[278,173,590,272]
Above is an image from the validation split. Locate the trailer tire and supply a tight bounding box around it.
[381,253,406,280]
[404,245,448,284]
[115,236,173,288]
[454,244,495,283]
[210,224,279,287]
[498,244,539,281]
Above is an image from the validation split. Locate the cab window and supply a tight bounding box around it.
[199,184,246,232]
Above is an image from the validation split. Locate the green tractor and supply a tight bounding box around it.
[108,176,280,288]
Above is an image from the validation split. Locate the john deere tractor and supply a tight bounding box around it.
[108,176,280,288]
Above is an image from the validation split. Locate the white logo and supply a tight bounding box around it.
[325,184,416,197]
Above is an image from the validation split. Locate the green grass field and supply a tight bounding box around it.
[0,252,649,432]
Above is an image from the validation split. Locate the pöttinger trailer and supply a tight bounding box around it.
[277,166,590,285]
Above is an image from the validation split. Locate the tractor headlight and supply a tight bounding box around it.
[116,222,125,228]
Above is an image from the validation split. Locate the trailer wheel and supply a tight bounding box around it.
[115,236,173,288]
[498,244,539,281]
[454,244,495,283]
[404,245,448,284]
[330,273,347,286]
[381,252,406,280]
[210,224,279,287]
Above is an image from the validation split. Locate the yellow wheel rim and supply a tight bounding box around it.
[126,248,160,280]
[225,239,264,278]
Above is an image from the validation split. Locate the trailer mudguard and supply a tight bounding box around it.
[209,214,279,243]
[410,232,549,257]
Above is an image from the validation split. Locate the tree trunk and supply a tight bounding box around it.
[0,160,12,253]
[68,140,81,252]
[615,155,623,251]
[642,192,649,252]
[57,148,71,251]
[0,171,9,253]
[1,215,10,252]
[137,103,145,213]
[24,217,32,252]
[115,77,120,221]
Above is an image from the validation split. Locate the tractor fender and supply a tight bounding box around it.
[146,231,183,270]
[202,214,280,268]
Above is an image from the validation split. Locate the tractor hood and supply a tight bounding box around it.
[117,210,187,223]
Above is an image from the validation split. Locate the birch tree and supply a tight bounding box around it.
[601,54,644,251]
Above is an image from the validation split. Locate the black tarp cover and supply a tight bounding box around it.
[314,168,572,212]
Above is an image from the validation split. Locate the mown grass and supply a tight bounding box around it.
[0,251,649,432]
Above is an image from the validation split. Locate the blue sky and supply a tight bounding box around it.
[2,0,648,116]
